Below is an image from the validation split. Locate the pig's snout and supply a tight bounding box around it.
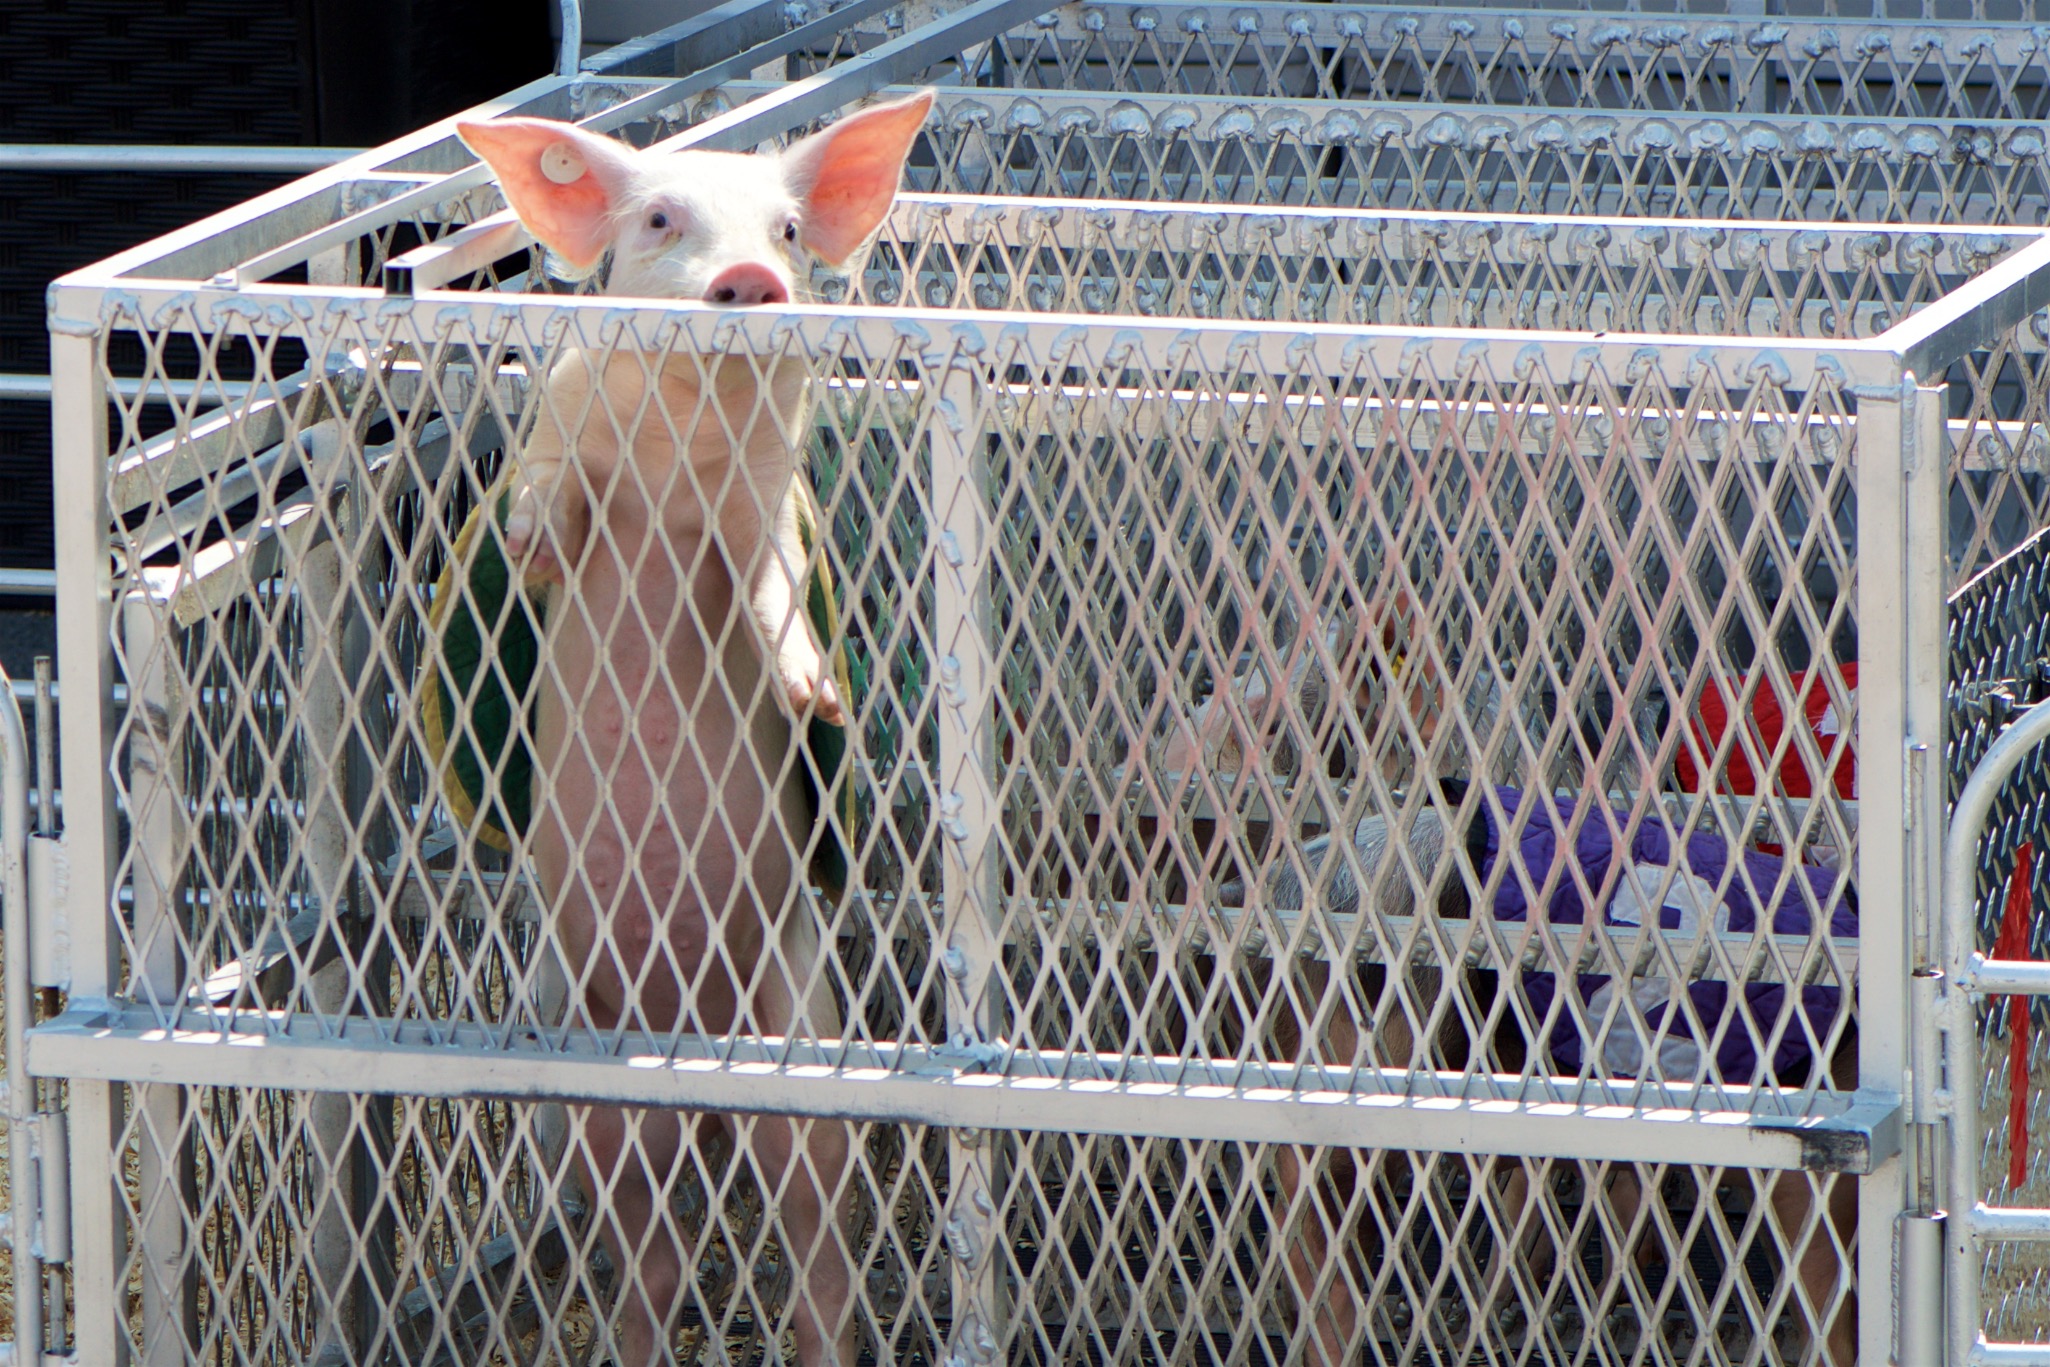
[703,262,790,306]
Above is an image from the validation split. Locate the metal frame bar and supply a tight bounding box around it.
[49,277,1913,386]
[48,330,122,1367]
[1853,377,1924,1366]
[1023,0,2050,61]
[0,146,360,174]
[22,1008,1899,1172]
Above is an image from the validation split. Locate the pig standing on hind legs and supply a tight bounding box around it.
[436,91,935,1365]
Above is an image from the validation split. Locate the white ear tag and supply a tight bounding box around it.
[540,143,586,185]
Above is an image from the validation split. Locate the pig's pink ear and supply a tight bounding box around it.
[782,91,934,265]
[456,118,640,273]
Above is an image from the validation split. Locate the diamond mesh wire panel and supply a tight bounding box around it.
[113,1085,1868,1365]
[65,207,2018,1363]
[120,1083,951,1365]
[100,217,1952,1085]
[978,4,2050,120]
[862,82,2050,222]
[35,29,2050,1360]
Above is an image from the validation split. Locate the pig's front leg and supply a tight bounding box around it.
[506,356,608,582]
[501,432,589,584]
[752,480,843,725]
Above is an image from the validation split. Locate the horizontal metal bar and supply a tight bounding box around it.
[1037,1,2050,63]
[110,378,303,517]
[0,373,254,404]
[1959,953,2050,995]
[0,145,362,174]
[362,349,2034,474]
[23,1008,1897,1170]
[1886,230,2050,378]
[758,78,2050,160]
[0,571,52,596]
[1973,1344,2050,1366]
[895,191,2044,241]
[3,373,56,401]
[1968,1203,2050,1241]
[53,279,1901,389]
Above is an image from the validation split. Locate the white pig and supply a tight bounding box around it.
[454,92,933,1366]
[1150,594,1505,797]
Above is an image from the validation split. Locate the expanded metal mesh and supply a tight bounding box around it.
[37,7,2050,1358]
[103,219,1942,1095]
[69,206,2025,1363]
[119,1084,950,1365]
[115,1084,1867,1365]
[965,5,2050,121]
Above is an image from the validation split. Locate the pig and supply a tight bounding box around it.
[454,91,934,1366]
[1149,593,1507,801]
[1194,597,1857,1366]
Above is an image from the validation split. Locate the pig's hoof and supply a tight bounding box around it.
[789,674,844,726]
[814,676,845,726]
[526,545,564,583]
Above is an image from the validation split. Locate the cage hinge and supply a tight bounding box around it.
[26,833,69,991]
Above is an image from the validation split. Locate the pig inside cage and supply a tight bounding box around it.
[19,6,2050,1366]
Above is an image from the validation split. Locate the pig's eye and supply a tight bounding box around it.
[782,221,798,243]
[649,211,670,231]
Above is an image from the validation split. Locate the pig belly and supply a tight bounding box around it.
[531,584,801,1036]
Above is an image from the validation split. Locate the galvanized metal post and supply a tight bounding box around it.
[1853,375,1934,1367]
[122,592,195,1366]
[1899,380,1950,1364]
[931,336,1005,1366]
[48,327,123,1365]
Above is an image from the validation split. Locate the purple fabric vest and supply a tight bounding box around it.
[1475,787,1856,1085]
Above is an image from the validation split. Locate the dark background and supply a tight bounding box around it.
[0,0,553,672]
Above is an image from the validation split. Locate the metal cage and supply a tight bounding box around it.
[11,2,2050,1364]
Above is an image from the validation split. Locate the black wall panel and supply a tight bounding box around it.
[0,0,550,570]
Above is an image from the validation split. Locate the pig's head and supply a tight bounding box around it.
[455,91,934,303]
[1149,595,1451,792]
